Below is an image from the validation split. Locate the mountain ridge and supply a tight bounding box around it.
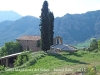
[0,10,100,46]
[0,10,22,22]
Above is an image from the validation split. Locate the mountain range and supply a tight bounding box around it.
[0,10,100,47]
[54,10,100,44]
[0,11,22,22]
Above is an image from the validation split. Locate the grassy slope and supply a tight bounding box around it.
[1,51,100,75]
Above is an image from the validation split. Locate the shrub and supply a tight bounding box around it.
[14,52,30,67]
[85,65,97,75]
[93,49,98,53]
[89,38,98,51]
[22,53,46,67]
[0,65,5,73]
[0,41,22,57]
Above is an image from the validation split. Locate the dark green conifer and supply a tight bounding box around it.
[39,1,54,52]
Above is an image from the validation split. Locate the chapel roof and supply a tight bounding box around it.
[17,36,41,41]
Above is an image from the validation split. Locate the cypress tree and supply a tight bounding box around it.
[39,1,50,52]
[49,12,54,45]
[39,1,54,52]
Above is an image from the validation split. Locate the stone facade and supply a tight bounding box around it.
[16,36,41,51]
[17,36,63,52]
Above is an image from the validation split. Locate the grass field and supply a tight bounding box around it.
[0,50,100,75]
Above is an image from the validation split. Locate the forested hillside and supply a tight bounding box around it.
[54,10,100,44]
[0,16,40,46]
[0,10,100,46]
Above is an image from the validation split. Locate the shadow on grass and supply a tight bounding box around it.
[63,52,82,57]
[71,52,82,57]
[48,53,88,64]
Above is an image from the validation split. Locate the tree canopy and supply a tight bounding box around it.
[39,1,54,52]
[0,41,22,57]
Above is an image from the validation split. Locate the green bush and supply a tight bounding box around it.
[85,65,97,75]
[21,53,46,67]
[14,52,30,67]
[0,41,22,57]
[93,49,98,53]
[0,65,5,73]
[89,38,98,51]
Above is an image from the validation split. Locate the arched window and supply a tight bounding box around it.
[56,38,61,44]
[57,38,59,44]
[27,46,29,51]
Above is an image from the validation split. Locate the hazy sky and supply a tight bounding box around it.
[0,0,100,17]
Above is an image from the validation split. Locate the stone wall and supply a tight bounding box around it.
[17,40,41,51]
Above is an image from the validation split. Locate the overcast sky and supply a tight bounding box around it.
[0,0,100,17]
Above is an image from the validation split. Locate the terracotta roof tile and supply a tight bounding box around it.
[17,36,41,41]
